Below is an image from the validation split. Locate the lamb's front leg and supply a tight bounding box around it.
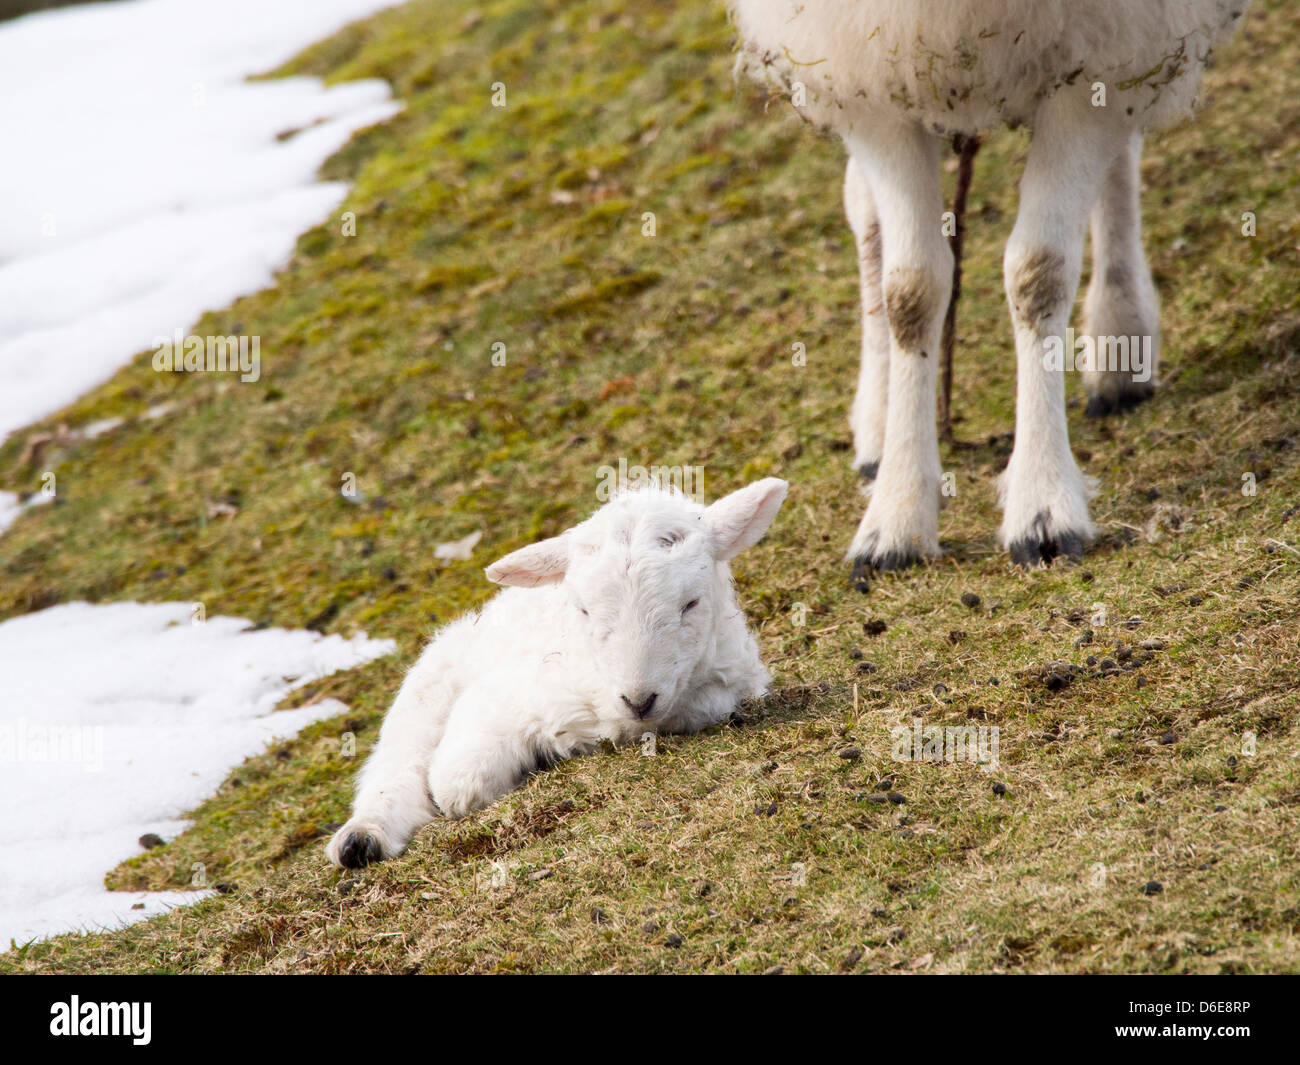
[1080,132,1160,417]
[843,121,951,577]
[1000,95,1130,566]
[427,688,553,819]
[326,669,452,868]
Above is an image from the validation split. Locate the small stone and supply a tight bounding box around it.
[642,919,659,934]
[528,868,553,881]
[887,792,906,805]
[839,746,861,760]
[849,648,863,660]
[664,934,683,948]
[856,661,877,674]
[138,833,165,850]
[960,592,981,609]
[991,781,1007,796]
[1139,638,1165,651]
[1159,731,1178,745]
[863,619,888,636]
[1141,880,1163,896]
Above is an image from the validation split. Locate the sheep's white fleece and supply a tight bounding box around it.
[731,1,1246,133]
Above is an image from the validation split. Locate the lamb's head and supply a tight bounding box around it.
[485,478,788,726]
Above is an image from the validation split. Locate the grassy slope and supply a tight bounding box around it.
[2,0,1298,973]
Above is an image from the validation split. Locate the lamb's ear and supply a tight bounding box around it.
[485,536,569,587]
[702,478,789,561]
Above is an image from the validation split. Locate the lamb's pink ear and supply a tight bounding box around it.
[484,536,569,587]
[702,478,788,561]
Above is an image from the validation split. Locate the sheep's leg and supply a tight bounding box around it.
[326,670,453,868]
[844,155,890,479]
[1080,132,1160,416]
[844,121,951,575]
[999,95,1130,566]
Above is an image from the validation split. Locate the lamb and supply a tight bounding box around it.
[326,477,788,868]
[728,1,1248,576]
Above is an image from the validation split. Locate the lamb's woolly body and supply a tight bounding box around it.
[326,480,786,867]
[732,0,1246,133]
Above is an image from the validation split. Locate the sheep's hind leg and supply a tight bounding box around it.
[843,121,951,581]
[844,155,890,480]
[1081,132,1160,417]
[1000,95,1130,567]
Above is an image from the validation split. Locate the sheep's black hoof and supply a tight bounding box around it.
[1084,387,1153,419]
[856,461,879,481]
[337,831,383,869]
[849,542,923,591]
[1008,517,1086,570]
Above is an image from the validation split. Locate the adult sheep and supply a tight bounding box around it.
[728,1,1248,575]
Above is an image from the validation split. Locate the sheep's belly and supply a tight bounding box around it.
[729,0,1247,133]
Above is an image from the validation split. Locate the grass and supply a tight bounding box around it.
[1,0,1298,974]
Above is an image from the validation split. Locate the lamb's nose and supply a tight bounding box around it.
[620,692,658,718]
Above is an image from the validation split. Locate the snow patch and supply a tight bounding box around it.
[0,0,404,444]
[0,602,394,949]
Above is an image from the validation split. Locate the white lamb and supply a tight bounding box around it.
[326,477,788,867]
[729,1,1248,574]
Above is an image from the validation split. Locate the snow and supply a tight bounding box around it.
[0,489,52,535]
[0,602,395,949]
[0,0,404,444]
[0,0,409,950]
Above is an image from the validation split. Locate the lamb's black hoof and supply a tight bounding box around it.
[1008,517,1086,570]
[337,831,383,869]
[1084,388,1153,418]
[856,461,879,481]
